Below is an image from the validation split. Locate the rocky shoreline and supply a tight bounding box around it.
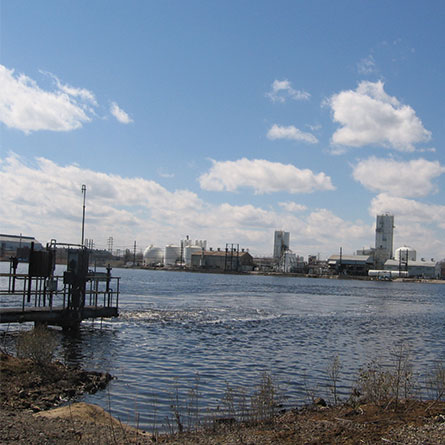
[1,352,444,444]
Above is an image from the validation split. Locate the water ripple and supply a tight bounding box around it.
[3,266,443,431]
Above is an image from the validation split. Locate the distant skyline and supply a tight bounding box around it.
[1,1,444,259]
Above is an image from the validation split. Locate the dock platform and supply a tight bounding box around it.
[1,254,120,329]
[0,305,118,326]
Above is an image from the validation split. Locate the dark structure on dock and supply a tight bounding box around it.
[0,240,119,329]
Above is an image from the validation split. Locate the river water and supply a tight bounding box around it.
[1,265,444,431]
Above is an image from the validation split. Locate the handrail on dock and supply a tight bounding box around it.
[1,242,120,328]
[0,272,119,312]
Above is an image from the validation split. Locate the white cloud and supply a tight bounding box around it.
[2,153,442,259]
[267,124,318,144]
[199,158,335,194]
[278,201,307,212]
[110,101,133,124]
[265,79,310,103]
[205,203,279,229]
[0,153,202,246]
[304,209,370,244]
[41,70,98,106]
[0,65,93,133]
[328,81,431,151]
[417,147,437,153]
[157,168,175,178]
[357,55,377,74]
[0,65,132,133]
[328,146,348,156]
[353,157,445,198]
[370,193,445,227]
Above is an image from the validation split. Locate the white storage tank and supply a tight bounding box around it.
[395,246,416,263]
[143,245,164,265]
[164,245,181,266]
[184,245,203,266]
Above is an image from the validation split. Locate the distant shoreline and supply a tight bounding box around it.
[120,266,445,284]
[2,258,443,284]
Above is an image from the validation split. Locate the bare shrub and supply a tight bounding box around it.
[354,344,415,409]
[218,381,249,425]
[217,372,282,426]
[356,359,393,405]
[391,343,414,408]
[326,354,342,405]
[185,373,201,431]
[167,378,183,434]
[426,361,445,409]
[221,381,236,420]
[250,372,282,423]
[15,325,58,366]
[302,371,319,405]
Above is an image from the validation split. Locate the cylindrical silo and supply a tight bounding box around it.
[164,245,181,266]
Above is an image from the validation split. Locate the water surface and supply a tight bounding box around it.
[1,265,444,430]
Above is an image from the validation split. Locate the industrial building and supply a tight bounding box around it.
[143,237,207,267]
[280,251,305,273]
[328,254,374,276]
[137,215,444,280]
[273,230,290,259]
[190,248,254,272]
[383,259,439,279]
[143,245,164,266]
[374,213,394,267]
[394,246,416,263]
[0,233,43,259]
[181,237,207,267]
[164,244,181,266]
[326,213,395,276]
[383,246,439,279]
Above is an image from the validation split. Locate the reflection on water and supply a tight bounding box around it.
[1,264,444,430]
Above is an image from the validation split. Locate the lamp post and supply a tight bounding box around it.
[81,185,87,247]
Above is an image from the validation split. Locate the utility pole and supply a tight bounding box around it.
[133,241,137,267]
[81,185,87,247]
[339,246,343,275]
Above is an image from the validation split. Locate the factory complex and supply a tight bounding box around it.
[1,214,444,280]
[139,214,443,279]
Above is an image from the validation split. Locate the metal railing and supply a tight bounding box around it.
[0,272,120,312]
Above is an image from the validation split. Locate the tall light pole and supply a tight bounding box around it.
[81,185,87,247]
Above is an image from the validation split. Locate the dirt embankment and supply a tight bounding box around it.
[0,353,111,412]
[0,352,135,444]
[1,352,445,444]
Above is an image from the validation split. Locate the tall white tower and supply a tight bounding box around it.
[273,230,290,259]
[375,214,394,266]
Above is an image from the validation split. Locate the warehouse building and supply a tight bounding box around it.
[0,233,43,259]
[191,249,254,272]
[328,254,374,276]
[383,259,440,279]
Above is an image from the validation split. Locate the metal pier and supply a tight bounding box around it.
[0,241,119,329]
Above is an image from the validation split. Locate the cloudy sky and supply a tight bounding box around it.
[1,1,444,260]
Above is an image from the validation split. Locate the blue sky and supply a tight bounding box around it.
[1,0,444,259]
